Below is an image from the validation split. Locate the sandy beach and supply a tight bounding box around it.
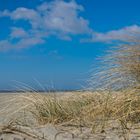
[0,92,140,140]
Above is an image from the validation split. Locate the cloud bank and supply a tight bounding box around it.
[0,0,140,51]
[0,0,91,50]
[91,25,140,43]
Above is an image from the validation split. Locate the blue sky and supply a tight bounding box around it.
[0,0,140,90]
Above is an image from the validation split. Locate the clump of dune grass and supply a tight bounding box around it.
[20,90,140,132]
[1,90,140,136]
[89,39,140,90]
[87,37,140,132]
[17,92,96,125]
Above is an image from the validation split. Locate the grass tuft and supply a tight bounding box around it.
[2,90,140,133]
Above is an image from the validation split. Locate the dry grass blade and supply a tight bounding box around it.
[89,41,140,90]
[17,92,96,125]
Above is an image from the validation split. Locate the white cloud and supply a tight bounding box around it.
[0,0,91,50]
[91,25,140,43]
[0,0,140,51]
[0,37,44,51]
[1,8,41,29]
[37,1,91,34]
[1,1,90,35]
[16,37,45,49]
[10,27,28,38]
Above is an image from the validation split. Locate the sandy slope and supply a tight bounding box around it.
[0,93,140,140]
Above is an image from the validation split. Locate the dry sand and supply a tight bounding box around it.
[0,93,140,140]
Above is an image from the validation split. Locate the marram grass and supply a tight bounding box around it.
[1,90,140,133]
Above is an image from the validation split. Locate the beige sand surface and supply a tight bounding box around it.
[0,93,140,140]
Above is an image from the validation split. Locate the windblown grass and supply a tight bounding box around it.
[17,92,96,125]
[2,89,140,134]
[89,41,140,90]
